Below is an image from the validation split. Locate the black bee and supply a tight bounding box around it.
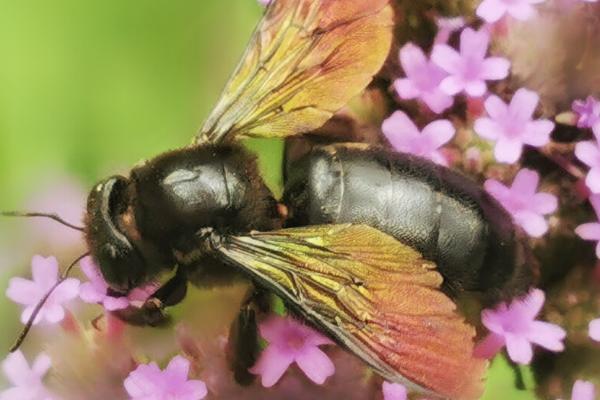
[7,0,532,398]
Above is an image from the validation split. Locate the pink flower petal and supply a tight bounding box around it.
[123,357,207,400]
[43,304,65,324]
[460,28,489,59]
[165,355,190,381]
[180,380,208,400]
[474,118,502,140]
[494,137,524,163]
[421,120,456,147]
[527,321,566,351]
[124,363,162,397]
[484,95,509,120]
[586,167,600,193]
[589,318,600,342]
[593,122,600,139]
[382,111,420,138]
[505,334,534,364]
[20,306,39,325]
[572,380,596,400]
[573,96,600,128]
[576,223,600,240]
[2,351,32,386]
[305,330,335,347]
[515,210,548,237]
[429,151,450,166]
[523,120,554,146]
[481,57,511,80]
[532,193,558,214]
[250,345,295,388]
[421,91,454,114]
[6,278,41,305]
[31,354,51,378]
[103,296,130,311]
[440,76,466,96]
[295,346,335,385]
[589,194,600,217]
[477,0,508,23]
[394,78,420,100]
[31,256,59,289]
[484,179,510,201]
[575,141,600,168]
[382,382,408,400]
[511,168,539,195]
[519,288,546,319]
[473,332,506,359]
[510,88,540,121]
[431,44,462,74]
[78,282,105,304]
[257,315,287,342]
[399,43,427,77]
[50,278,80,303]
[465,80,488,97]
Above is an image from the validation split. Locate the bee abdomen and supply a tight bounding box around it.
[283,144,528,299]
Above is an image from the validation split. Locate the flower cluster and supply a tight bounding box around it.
[6,255,80,325]
[124,356,207,400]
[484,169,557,237]
[474,289,566,364]
[383,0,600,397]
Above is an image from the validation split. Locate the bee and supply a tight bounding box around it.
[6,0,533,399]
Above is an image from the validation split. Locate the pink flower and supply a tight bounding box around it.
[590,318,600,342]
[382,382,407,400]
[474,288,566,364]
[393,44,454,114]
[432,28,510,97]
[258,0,271,5]
[434,16,466,45]
[124,355,207,400]
[249,315,335,387]
[0,350,53,400]
[572,96,600,129]
[6,255,80,325]
[569,380,596,400]
[79,257,156,311]
[485,169,558,237]
[575,130,600,193]
[477,0,548,23]
[474,88,554,163]
[575,194,600,257]
[382,111,455,166]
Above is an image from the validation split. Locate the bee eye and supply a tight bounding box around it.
[87,176,147,290]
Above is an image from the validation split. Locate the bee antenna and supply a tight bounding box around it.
[0,211,85,232]
[9,252,90,352]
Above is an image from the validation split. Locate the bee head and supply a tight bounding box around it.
[85,176,165,293]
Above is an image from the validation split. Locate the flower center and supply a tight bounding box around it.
[286,334,306,350]
[461,57,483,80]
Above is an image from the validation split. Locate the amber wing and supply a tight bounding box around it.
[197,0,393,144]
[214,224,486,400]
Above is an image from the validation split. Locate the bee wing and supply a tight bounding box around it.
[214,224,486,400]
[197,0,393,144]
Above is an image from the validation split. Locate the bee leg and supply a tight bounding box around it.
[114,267,188,326]
[226,287,270,386]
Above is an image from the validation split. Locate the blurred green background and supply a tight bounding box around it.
[0,1,534,398]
